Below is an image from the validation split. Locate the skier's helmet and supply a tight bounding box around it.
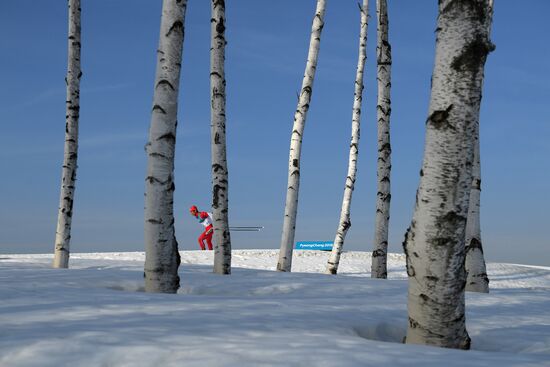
[189,205,198,214]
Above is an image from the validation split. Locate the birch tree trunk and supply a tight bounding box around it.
[403,0,494,349]
[277,0,326,272]
[53,0,82,269]
[326,0,368,275]
[211,0,231,275]
[144,0,187,293]
[371,0,392,279]
[465,0,493,294]
[464,135,489,292]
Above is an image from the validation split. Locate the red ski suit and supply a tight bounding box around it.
[196,211,214,250]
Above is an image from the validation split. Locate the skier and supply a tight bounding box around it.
[189,205,214,250]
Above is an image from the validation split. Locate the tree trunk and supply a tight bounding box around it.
[144,0,187,293]
[464,135,489,292]
[465,0,493,294]
[53,0,82,269]
[403,0,494,349]
[326,0,369,275]
[277,0,326,272]
[371,0,392,279]
[211,0,231,275]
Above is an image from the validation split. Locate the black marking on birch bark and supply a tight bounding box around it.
[376,105,390,116]
[152,105,167,114]
[147,218,162,225]
[451,35,495,76]
[292,159,299,168]
[215,17,226,34]
[214,132,221,145]
[425,275,439,282]
[378,142,391,153]
[427,104,454,129]
[301,85,312,97]
[213,0,225,9]
[437,210,467,229]
[213,184,224,207]
[471,272,489,283]
[166,20,184,37]
[157,132,176,143]
[146,176,169,185]
[149,152,169,160]
[276,262,289,272]
[210,71,222,79]
[212,163,224,173]
[156,80,175,91]
[167,181,175,192]
[408,317,420,329]
[55,246,70,253]
[379,193,391,203]
[430,237,457,247]
[466,238,484,254]
[372,249,386,258]
[212,90,224,99]
[473,178,481,190]
[342,220,351,231]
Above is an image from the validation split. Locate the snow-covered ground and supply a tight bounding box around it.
[1,250,549,366]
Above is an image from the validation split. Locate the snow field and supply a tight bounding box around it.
[1,250,549,366]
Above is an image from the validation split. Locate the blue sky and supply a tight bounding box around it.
[0,1,548,266]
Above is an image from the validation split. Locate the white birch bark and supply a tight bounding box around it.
[211,0,231,275]
[403,0,494,349]
[465,0,493,294]
[53,0,82,269]
[464,135,489,292]
[277,0,326,272]
[144,0,187,293]
[326,0,368,275]
[371,0,392,279]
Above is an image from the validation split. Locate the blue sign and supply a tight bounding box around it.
[295,241,334,251]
